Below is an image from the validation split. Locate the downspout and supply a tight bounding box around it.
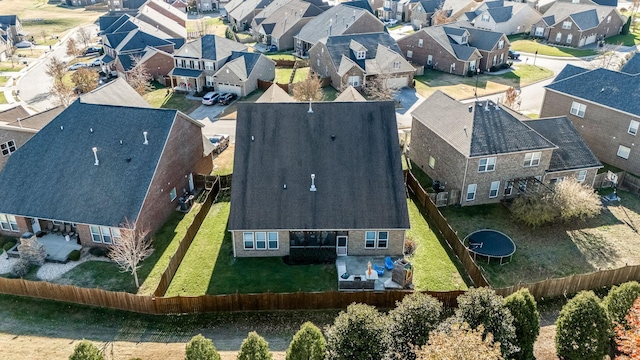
[461,157,470,204]
[232,231,236,257]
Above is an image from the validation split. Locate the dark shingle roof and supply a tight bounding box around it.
[169,37,186,49]
[553,64,589,82]
[323,32,401,70]
[593,0,617,6]
[118,31,174,53]
[570,9,599,30]
[117,51,143,71]
[485,0,504,9]
[99,16,122,32]
[105,32,130,49]
[296,4,380,44]
[487,6,513,23]
[170,67,204,77]
[0,15,18,27]
[174,35,246,60]
[621,52,640,75]
[229,101,409,230]
[419,0,441,13]
[0,101,179,227]
[461,26,505,51]
[6,106,64,130]
[545,68,640,116]
[227,51,263,78]
[525,116,601,172]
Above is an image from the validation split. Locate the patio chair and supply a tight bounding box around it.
[385,256,394,270]
[373,263,385,276]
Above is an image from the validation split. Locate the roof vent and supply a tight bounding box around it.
[60,125,64,131]
[468,106,472,112]
[17,118,22,128]
[251,136,255,141]
[484,100,490,111]
[601,87,605,92]
[331,134,336,140]
[120,140,123,145]
[310,174,316,192]
[90,127,94,133]
[92,147,99,166]
[283,184,287,189]
[308,97,313,113]
[494,101,499,110]
[143,131,149,145]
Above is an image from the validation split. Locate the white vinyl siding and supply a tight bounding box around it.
[523,152,541,167]
[570,101,586,117]
[478,157,496,172]
[489,181,500,198]
[628,120,639,136]
[466,184,477,201]
[618,145,631,159]
[365,231,388,249]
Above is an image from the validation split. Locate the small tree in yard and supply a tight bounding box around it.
[108,221,153,289]
[46,56,68,84]
[363,74,395,100]
[325,303,391,360]
[431,5,453,26]
[69,340,104,360]
[126,55,154,95]
[455,287,519,358]
[292,72,323,102]
[77,27,92,48]
[17,236,47,266]
[185,334,221,360]
[556,291,611,360]
[504,289,540,360]
[503,86,521,109]
[388,292,443,360]
[604,281,640,326]
[50,80,76,107]
[414,322,504,360]
[286,322,326,360]
[237,331,272,360]
[66,38,81,57]
[71,67,99,94]
[614,296,640,359]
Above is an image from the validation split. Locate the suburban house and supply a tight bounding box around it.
[293,3,384,58]
[0,124,38,172]
[256,83,295,102]
[4,107,65,130]
[64,0,106,6]
[0,100,214,246]
[211,51,275,96]
[250,0,324,51]
[621,52,640,75]
[540,65,640,175]
[378,0,413,23]
[229,101,409,257]
[409,91,601,205]
[225,0,274,30]
[407,0,442,29]
[530,2,624,47]
[136,0,188,38]
[0,104,30,123]
[309,32,414,90]
[334,85,367,101]
[169,34,248,92]
[397,22,509,75]
[107,0,148,13]
[0,15,25,48]
[462,0,542,35]
[195,0,217,11]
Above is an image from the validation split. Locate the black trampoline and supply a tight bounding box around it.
[463,229,516,265]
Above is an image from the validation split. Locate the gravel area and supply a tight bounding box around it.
[0,252,18,274]
[0,250,110,280]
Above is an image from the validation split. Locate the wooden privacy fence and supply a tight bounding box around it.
[593,171,624,189]
[257,79,290,93]
[406,171,490,288]
[622,174,640,195]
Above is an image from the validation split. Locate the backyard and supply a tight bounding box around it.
[414,64,554,100]
[508,35,598,57]
[143,82,201,114]
[274,67,310,84]
[440,190,640,288]
[213,144,234,176]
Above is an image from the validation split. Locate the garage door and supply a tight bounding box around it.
[216,83,242,96]
[585,34,597,45]
[386,76,409,89]
[578,37,586,46]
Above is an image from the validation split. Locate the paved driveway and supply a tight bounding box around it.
[189,103,229,120]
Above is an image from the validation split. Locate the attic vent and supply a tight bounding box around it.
[90,127,94,133]
[143,131,149,145]
[310,174,317,192]
[601,88,605,92]
[60,125,64,130]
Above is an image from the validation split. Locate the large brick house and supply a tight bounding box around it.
[229,101,409,257]
[530,2,624,47]
[541,65,640,175]
[409,91,601,205]
[397,22,509,75]
[250,0,324,51]
[462,0,542,35]
[309,32,414,91]
[0,100,214,246]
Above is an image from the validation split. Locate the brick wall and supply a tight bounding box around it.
[545,167,599,186]
[232,230,290,257]
[347,230,404,256]
[541,90,640,175]
[397,32,475,76]
[142,51,175,79]
[0,215,28,238]
[546,10,623,47]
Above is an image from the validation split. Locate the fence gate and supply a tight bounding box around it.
[429,192,449,207]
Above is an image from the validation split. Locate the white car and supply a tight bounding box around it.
[384,19,398,26]
[201,91,220,105]
[89,58,102,67]
[68,62,88,71]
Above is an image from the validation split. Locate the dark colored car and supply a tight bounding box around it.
[508,49,521,60]
[218,93,237,105]
[83,46,102,55]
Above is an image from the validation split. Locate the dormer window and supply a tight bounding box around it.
[356,51,366,59]
[461,35,468,44]
[562,21,572,29]
[481,13,490,21]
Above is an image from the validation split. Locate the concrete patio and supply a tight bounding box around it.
[336,256,405,291]
[9,234,82,263]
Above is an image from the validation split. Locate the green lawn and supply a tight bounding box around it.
[143,82,201,114]
[407,200,469,291]
[0,62,25,72]
[321,86,338,101]
[0,76,9,87]
[293,67,310,83]
[275,67,294,83]
[53,261,138,292]
[408,161,434,192]
[509,39,597,57]
[0,92,7,104]
[605,27,640,46]
[264,52,296,61]
[166,199,338,296]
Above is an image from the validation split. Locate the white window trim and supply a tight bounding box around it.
[0,214,18,232]
[504,182,513,196]
[618,145,631,159]
[243,232,254,249]
[577,170,587,183]
[1,140,17,157]
[466,184,477,201]
[407,50,413,58]
[348,75,360,87]
[489,181,500,198]
[555,32,562,42]
[498,40,504,49]
[562,21,572,29]
[628,120,639,136]
[393,60,400,69]
[570,101,586,117]
[364,231,389,249]
[242,231,279,250]
[90,225,120,244]
[478,157,496,172]
[428,156,435,169]
[566,33,573,43]
[170,187,177,202]
[523,152,541,167]
[268,232,279,250]
[418,39,423,47]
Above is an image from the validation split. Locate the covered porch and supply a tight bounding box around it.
[169,68,204,93]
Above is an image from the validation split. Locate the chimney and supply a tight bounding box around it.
[310,174,317,192]
[92,147,99,166]
[143,131,149,145]
[308,97,313,113]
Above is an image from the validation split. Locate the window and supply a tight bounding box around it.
[489,181,500,198]
[481,13,490,22]
[255,232,266,249]
[112,228,121,242]
[348,76,360,87]
[317,58,320,66]
[555,32,562,42]
[492,54,497,65]
[451,63,455,71]
[206,76,214,87]
[101,226,112,244]
[498,40,504,49]
[461,35,468,44]
[428,156,435,169]
[562,21,572,29]
[1,140,16,156]
[523,152,541,167]
[204,61,214,70]
[356,51,366,59]
[189,60,195,69]
[607,15,611,23]
[407,50,413,58]
[618,145,631,159]
[0,215,8,231]
[549,177,565,185]
[478,157,496,172]
[243,232,254,249]
[566,34,573,43]
[418,38,423,47]
[427,55,433,65]
[466,184,477,201]
[500,52,504,64]
[169,187,177,202]
[365,231,388,249]
[577,170,587,183]
[268,232,279,249]
[90,225,101,242]
[0,214,18,232]
[393,60,400,69]
[535,27,544,36]
[628,120,639,136]
[90,226,119,244]
[570,101,586,117]
[504,182,513,196]
[181,59,186,68]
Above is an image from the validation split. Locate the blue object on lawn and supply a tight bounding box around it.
[385,256,394,270]
[373,263,385,276]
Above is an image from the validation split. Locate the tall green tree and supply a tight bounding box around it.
[286,322,326,360]
[388,292,443,360]
[603,281,640,325]
[325,303,390,360]
[504,289,540,360]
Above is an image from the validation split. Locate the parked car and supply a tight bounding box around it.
[508,49,521,60]
[83,46,102,55]
[268,45,277,52]
[209,134,230,154]
[383,19,398,26]
[201,91,220,105]
[89,58,102,67]
[68,62,88,71]
[218,93,237,105]
[14,41,33,48]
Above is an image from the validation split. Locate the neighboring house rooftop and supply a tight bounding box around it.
[0,101,192,227]
[174,34,247,60]
[321,32,403,73]
[256,84,294,102]
[222,51,269,81]
[99,15,122,32]
[79,78,150,108]
[296,4,376,44]
[412,91,556,157]
[525,116,601,172]
[116,29,175,53]
[541,2,617,30]
[335,85,366,101]
[256,0,324,38]
[5,106,64,130]
[553,63,590,82]
[487,5,513,23]
[621,52,640,75]
[415,0,441,13]
[414,24,484,61]
[460,25,506,51]
[229,101,409,230]
[228,0,273,22]
[546,67,640,116]
[0,15,18,27]
[0,104,30,123]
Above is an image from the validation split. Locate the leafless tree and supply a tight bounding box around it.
[66,38,81,57]
[39,29,48,44]
[431,4,453,26]
[503,86,521,109]
[108,221,153,289]
[585,43,623,70]
[46,56,67,84]
[632,0,640,31]
[50,80,75,107]
[293,72,323,101]
[71,67,99,93]
[363,74,396,100]
[77,27,92,48]
[6,45,16,67]
[126,55,154,95]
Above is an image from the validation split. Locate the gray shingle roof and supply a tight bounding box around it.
[0,105,30,123]
[80,78,150,108]
[170,67,204,77]
[621,52,640,75]
[570,9,599,30]
[524,116,601,172]
[545,68,640,117]
[118,30,174,53]
[256,84,294,102]
[257,0,324,39]
[412,91,556,157]
[460,25,505,51]
[542,2,616,30]
[487,5,513,23]
[229,101,409,230]
[174,35,247,60]
[323,32,401,70]
[0,101,179,227]
[418,25,479,61]
[485,0,504,9]
[553,64,589,82]
[0,15,18,27]
[226,51,264,79]
[6,107,64,130]
[105,32,130,49]
[296,4,380,44]
[99,15,122,32]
